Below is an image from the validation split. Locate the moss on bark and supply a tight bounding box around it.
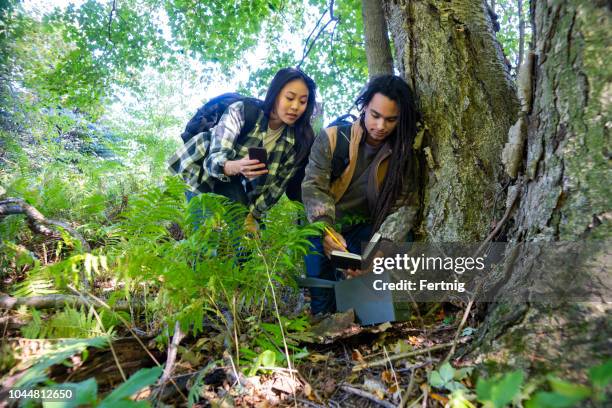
[386,0,519,241]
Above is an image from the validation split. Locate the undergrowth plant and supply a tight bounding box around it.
[108,176,320,348]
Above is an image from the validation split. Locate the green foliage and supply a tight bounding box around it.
[102,177,318,340]
[187,363,216,408]
[476,370,524,408]
[241,315,312,375]
[524,362,612,408]
[39,0,171,112]
[35,366,161,407]
[5,0,369,119]
[21,305,119,339]
[99,366,162,407]
[164,0,273,66]
[429,362,472,392]
[589,359,612,390]
[240,0,367,118]
[493,0,532,71]
[14,337,108,390]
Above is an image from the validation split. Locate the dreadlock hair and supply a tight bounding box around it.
[355,75,420,233]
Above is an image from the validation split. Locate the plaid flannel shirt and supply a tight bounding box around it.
[168,101,298,218]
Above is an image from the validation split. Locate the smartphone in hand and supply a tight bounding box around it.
[248,147,268,167]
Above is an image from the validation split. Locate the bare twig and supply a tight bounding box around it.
[107,0,117,45]
[398,366,417,408]
[296,398,325,408]
[298,0,338,68]
[340,385,396,408]
[301,3,327,59]
[353,342,454,371]
[67,286,126,381]
[159,321,185,384]
[254,239,296,392]
[382,345,400,399]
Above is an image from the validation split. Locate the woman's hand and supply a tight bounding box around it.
[223,157,268,180]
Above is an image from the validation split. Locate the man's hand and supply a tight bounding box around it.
[345,249,385,279]
[345,268,366,279]
[224,157,268,180]
[322,227,347,258]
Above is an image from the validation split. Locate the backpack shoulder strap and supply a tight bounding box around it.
[330,124,351,181]
[238,99,263,140]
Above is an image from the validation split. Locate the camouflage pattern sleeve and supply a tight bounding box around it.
[301,129,336,226]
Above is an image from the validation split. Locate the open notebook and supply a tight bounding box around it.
[330,232,382,270]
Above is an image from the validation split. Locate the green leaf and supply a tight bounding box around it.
[589,359,612,388]
[260,349,276,368]
[429,371,446,388]
[100,366,162,404]
[476,377,493,402]
[526,391,583,408]
[439,362,456,383]
[42,378,98,407]
[491,371,524,408]
[547,376,591,400]
[454,367,473,381]
[477,371,525,408]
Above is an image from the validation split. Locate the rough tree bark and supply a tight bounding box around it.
[474,0,611,378]
[362,0,394,77]
[386,0,611,380]
[385,0,518,241]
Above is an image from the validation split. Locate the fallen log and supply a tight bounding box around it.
[0,294,133,311]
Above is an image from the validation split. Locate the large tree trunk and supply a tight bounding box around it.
[362,0,394,77]
[385,0,518,241]
[386,0,611,379]
[474,0,611,377]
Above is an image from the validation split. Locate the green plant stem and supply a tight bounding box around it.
[253,238,296,392]
[67,286,126,381]
[66,285,188,402]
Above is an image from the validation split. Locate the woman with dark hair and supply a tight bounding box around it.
[301,74,421,315]
[175,67,317,229]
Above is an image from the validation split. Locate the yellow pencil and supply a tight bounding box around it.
[324,226,348,252]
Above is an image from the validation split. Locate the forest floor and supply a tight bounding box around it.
[1,275,476,408]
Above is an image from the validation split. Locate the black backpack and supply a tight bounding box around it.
[181,93,263,144]
[326,114,357,182]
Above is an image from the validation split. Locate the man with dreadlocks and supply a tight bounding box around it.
[301,75,421,315]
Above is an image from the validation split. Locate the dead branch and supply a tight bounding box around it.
[107,0,117,45]
[159,321,185,384]
[0,294,133,311]
[340,385,396,408]
[298,0,338,68]
[353,342,454,372]
[0,198,91,252]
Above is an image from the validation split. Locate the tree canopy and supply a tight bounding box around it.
[2,0,370,119]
